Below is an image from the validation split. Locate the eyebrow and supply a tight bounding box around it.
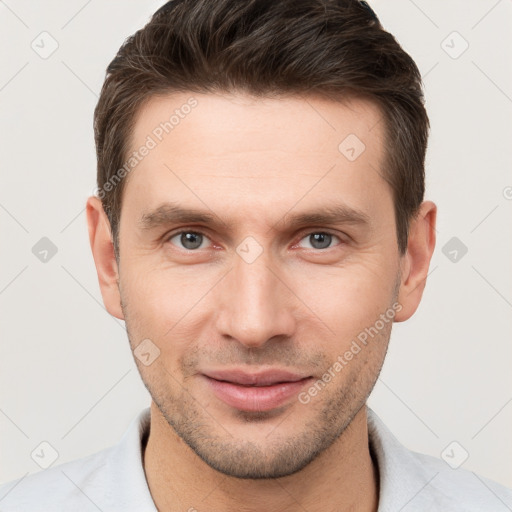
[138,201,371,232]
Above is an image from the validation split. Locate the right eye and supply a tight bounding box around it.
[167,231,212,251]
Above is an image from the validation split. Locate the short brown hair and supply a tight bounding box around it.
[94,0,428,256]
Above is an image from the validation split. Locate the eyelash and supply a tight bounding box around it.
[165,229,344,251]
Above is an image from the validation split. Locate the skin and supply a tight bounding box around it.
[86,92,436,512]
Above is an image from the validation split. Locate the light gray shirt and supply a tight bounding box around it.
[0,407,510,511]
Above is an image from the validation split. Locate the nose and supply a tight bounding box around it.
[214,248,297,349]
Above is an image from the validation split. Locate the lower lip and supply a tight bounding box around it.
[204,376,313,412]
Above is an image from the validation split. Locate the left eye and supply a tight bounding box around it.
[298,232,341,250]
[168,231,211,250]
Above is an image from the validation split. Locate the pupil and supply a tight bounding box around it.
[311,233,331,249]
[181,232,202,249]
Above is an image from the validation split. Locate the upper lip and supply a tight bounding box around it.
[202,368,311,386]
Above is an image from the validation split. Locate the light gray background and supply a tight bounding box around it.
[1,0,511,491]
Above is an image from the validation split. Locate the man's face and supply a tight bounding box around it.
[117,92,402,478]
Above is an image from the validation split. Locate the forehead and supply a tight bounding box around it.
[121,91,389,224]
[129,91,385,159]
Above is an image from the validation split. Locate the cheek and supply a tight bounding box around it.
[121,264,219,347]
[293,259,398,338]
[124,264,193,313]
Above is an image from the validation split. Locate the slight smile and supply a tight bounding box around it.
[202,369,314,412]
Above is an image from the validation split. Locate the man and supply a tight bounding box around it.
[1,0,510,510]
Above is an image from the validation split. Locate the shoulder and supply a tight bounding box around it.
[410,449,512,511]
[0,446,114,511]
[367,408,512,511]
[0,407,155,512]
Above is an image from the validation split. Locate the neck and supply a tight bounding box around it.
[143,402,379,512]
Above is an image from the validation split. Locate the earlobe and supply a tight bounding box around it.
[86,196,124,320]
[394,201,437,322]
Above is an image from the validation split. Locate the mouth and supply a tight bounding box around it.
[202,369,314,412]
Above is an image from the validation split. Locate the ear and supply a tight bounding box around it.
[395,200,437,322]
[86,196,124,320]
